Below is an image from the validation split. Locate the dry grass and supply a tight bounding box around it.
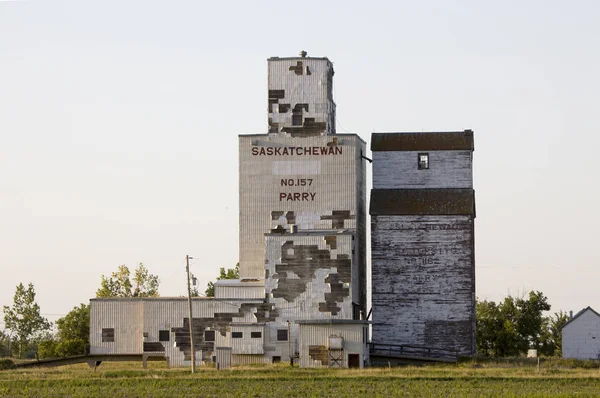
[1,359,600,397]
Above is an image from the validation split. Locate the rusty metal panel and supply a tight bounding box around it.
[371,215,475,356]
[238,134,366,281]
[373,151,473,189]
[371,131,474,151]
[370,189,475,216]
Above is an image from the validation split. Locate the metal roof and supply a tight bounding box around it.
[371,130,474,152]
[562,306,600,329]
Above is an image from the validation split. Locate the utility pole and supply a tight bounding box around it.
[287,320,292,366]
[186,255,195,374]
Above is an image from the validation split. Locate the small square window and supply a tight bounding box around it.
[159,330,170,342]
[232,332,243,338]
[418,153,429,170]
[205,330,216,342]
[292,111,303,126]
[277,329,288,342]
[102,328,114,342]
[251,331,262,338]
[272,356,281,363]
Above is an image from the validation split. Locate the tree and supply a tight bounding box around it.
[205,263,239,297]
[539,311,570,357]
[96,263,159,298]
[476,291,552,357]
[515,291,551,351]
[55,304,90,356]
[0,330,10,357]
[3,283,51,358]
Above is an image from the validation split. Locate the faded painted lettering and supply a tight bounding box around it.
[279,192,317,201]
[251,146,342,156]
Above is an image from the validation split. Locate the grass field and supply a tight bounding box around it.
[2,360,600,397]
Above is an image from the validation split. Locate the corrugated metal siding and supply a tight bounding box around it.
[371,215,475,355]
[215,347,232,369]
[239,134,363,279]
[231,325,264,354]
[89,298,264,367]
[90,300,143,354]
[355,140,368,311]
[268,58,335,134]
[372,151,472,189]
[215,285,265,299]
[264,234,354,322]
[298,324,366,368]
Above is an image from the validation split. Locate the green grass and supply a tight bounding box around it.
[1,360,600,397]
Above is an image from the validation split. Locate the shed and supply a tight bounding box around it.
[562,307,600,360]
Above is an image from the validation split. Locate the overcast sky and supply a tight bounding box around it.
[2,0,599,326]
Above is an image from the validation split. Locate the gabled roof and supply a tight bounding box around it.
[562,306,600,329]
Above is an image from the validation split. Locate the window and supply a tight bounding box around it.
[232,332,243,338]
[418,153,429,170]
[159,330,170,342]
[102,328,114,342]
[251,331,262,338]
[292,111,303,126]
[272,356,281,363]
[277,329,288,341]
[204,330,216,342]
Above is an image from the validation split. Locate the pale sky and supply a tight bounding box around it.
[2,0,600,327]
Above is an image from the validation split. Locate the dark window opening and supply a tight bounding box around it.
[102,328,114,342]
[232,332,243,338]
[272,356,281,363]
[277,329,288,341]
[251,331,262,338]
[159,330,170,342]
[268,89,285,99]
[418,153,429,170]
[292,111,303,126]
[204,330,216,342]
[348,354,360,368]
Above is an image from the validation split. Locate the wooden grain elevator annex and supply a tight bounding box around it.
[369,131,476,356]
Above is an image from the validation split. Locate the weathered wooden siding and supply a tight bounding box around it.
[562,308,600,359]
[371,215,475,355]
[372,151,472,189]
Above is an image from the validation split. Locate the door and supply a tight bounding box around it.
[348,354,360,368]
